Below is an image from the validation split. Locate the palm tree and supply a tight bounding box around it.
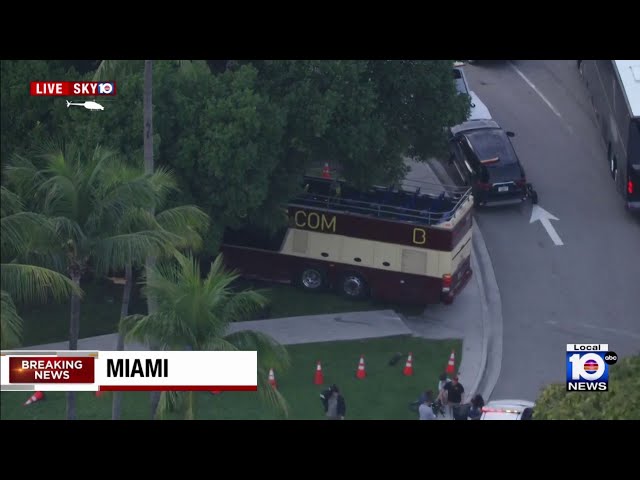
[5,142,179,419]
[1,186,82,349]
[111,190,209,420]
[94,59,204,418]
[121,252,290,420]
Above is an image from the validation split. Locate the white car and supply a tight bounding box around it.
[480,399,535,420]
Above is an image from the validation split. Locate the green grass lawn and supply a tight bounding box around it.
[17,277,424,347]
[0,336,461,420]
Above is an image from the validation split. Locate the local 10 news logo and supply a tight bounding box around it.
[566,344,617,391]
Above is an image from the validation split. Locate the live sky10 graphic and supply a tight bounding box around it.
[566,344,617,391]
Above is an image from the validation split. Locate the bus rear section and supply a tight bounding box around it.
[220,176,474,306]
[627,118,640,210]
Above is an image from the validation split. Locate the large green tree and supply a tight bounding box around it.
[0,60,76,165]
[4,142,179,420]
[0,186,82,348]
[121,252,290,420]
[534,355,640,419]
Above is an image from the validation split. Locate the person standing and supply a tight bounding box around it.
[468,393,485,420]
[444,376,465,419]
[320,384,346,420]
[437,373,451,402]
[418,390,437,420]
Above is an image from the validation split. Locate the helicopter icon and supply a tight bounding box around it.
[66,100,104,111]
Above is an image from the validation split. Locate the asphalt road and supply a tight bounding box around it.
[461,60,640,401]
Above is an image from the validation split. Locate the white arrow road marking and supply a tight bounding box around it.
[530,205,564,246]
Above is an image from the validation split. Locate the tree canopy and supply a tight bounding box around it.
[534,354,640,420]
[1,59,470,254]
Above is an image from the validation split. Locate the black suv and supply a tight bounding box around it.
[448,120,537,207]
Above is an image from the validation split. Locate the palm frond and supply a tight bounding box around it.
[4,155,43,200]
[1,212,59,259]
[0,186,24,217]
[221,289,270,323]
[97,175,162,221]
[0,291,23,349]
[155,205,209,249]
[1,263,82,304]
[156,390,185,419]
[223,330,291,372]
[116,208,161,234]
[256,368,290,418]
[38,174,78,218]
[148,167,178,200]
[199,337,240,351]
[92,60,142,81]
[50,216,85,244]
[122,312,195,350]
[94,231,180,274]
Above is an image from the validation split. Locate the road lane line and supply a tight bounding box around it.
[545,320,640,340]
[509,61,563,119]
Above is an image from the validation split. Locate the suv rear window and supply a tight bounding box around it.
[466,129,518,165]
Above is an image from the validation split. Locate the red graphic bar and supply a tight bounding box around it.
[99,385,257,392]
[30,81,117,96]
[9,357,95,383]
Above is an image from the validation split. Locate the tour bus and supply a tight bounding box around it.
[220,175,474,305]
[579,60,640,210]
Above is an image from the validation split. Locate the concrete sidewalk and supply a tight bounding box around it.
[23,310,413,351]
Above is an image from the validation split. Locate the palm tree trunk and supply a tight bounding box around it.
[66,271,81,420]
[112,263,133,420]
[185,391,195,420]
[143,59,161,419]
[144,59,154,176]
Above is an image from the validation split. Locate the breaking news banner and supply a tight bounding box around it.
[566,344,617,392]
[30,81,117,96]
[0,350,257,392]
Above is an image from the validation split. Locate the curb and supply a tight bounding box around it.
[469,221,503,402]
[424,157,503,403]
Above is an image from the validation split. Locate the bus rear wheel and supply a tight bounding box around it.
[299,267,326,292]
[339,273,368,300]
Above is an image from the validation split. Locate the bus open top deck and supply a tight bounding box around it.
[221,174,475,305]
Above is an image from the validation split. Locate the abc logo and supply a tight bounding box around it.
[604,351,618,365]
[568,351,617,380]
[97,83,114,95]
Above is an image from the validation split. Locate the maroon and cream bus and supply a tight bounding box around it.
[221,175,474,305]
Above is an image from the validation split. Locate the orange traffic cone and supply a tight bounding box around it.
[403,352,414,376]
[314,361,324,385]
[23,391,45,406]
[322,163,331,178]
[446,350,456,375]
[268,368,277,389]
[356,355,366,379]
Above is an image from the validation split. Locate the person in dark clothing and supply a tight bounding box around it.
[468,393,485,420]
[444,376,465,419]
[320,384,346,420]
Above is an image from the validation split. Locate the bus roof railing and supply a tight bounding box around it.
[290,178,472,227]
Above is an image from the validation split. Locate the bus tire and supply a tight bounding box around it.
[339,272,369,300]
[298,266,326,292]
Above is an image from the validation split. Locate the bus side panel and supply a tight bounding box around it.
[220,245,299,284]
[220,244,446,305]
